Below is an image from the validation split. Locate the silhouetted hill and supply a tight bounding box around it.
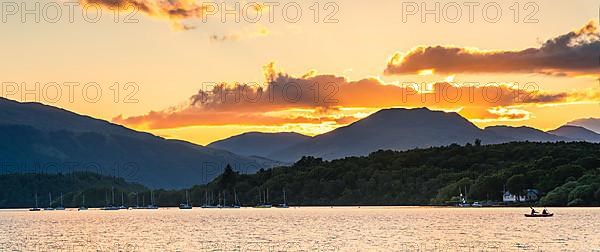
[0,98,281,188]
[567,118,600,134]
[208,132,310,158]
[271,108,505,161]
[548,125,600,142]
[483,126,567,142]
[194,142,600,207]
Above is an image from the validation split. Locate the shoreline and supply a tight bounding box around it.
[2,205,599,211]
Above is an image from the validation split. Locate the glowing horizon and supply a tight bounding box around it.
[1,0,599,145]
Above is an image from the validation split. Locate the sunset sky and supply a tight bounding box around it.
[1,0,598,145]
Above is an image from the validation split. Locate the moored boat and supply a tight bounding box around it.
[55,193,65,210]
[179,191,193,209]
[275,189,289,208]
[79,193,89,211]
[44,192,54,210]
[254,188,272,208]
[200,190,219,208]
[30,193,41,211]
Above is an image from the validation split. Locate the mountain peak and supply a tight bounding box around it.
[548,125,600,142]
[272,107,485,161]
[567,118,600,134]
[484,125,566,142]
[208,131,311,158]
[360,107,461,122]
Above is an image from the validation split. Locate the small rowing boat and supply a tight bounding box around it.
[524,213,554,217]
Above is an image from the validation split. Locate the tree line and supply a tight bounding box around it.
[1,142,599,208]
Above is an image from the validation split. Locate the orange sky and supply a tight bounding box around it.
[1,0,599,145]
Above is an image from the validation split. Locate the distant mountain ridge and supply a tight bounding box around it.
[484,125,568,142]
[270,108,505,161]
[208,132,310,158]
[213,108,599,162]
[548,125,600,143]
[0,98,281,189]
[567,118,600,134]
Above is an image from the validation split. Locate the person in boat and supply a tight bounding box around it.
[530,207,538,215]
[542,208,549,215]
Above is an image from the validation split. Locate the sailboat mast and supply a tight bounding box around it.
[234,189,238,205]
[49,192,52,207]
[60,193,63,207]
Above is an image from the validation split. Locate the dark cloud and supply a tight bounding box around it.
[80,0,204,29]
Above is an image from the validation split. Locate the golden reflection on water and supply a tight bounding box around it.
[0,207,598,251]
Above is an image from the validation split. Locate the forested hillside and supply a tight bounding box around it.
[0,172,146,208]
[2,142,599,208]
[197,142,600,206]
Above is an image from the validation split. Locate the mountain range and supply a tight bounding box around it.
[2,97,599,187]
[0,98,283,189]
[208,132,310,158]
[210,108,600,162]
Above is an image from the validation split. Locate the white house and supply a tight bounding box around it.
[503,189,540,203]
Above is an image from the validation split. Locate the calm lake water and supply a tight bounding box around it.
[0,207,598,251]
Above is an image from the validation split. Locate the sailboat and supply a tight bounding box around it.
[145,190,159,209]
[44,192,55,210]
[220,191,241,209]
[232,189,241,208]
[132,192,144,209]
[179,190,193,209]
[275,189,289,208]
[29,193,41,211]
[78,193,88,211]
[254,188,272,208]
[118,192,127,209]
[201,190,219,208]
[457,186,471,207]
[55,193,66,210]
[101,187,120,210]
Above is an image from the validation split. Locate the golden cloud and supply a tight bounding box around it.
[385,20,600,77]
[112,63,599,130]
